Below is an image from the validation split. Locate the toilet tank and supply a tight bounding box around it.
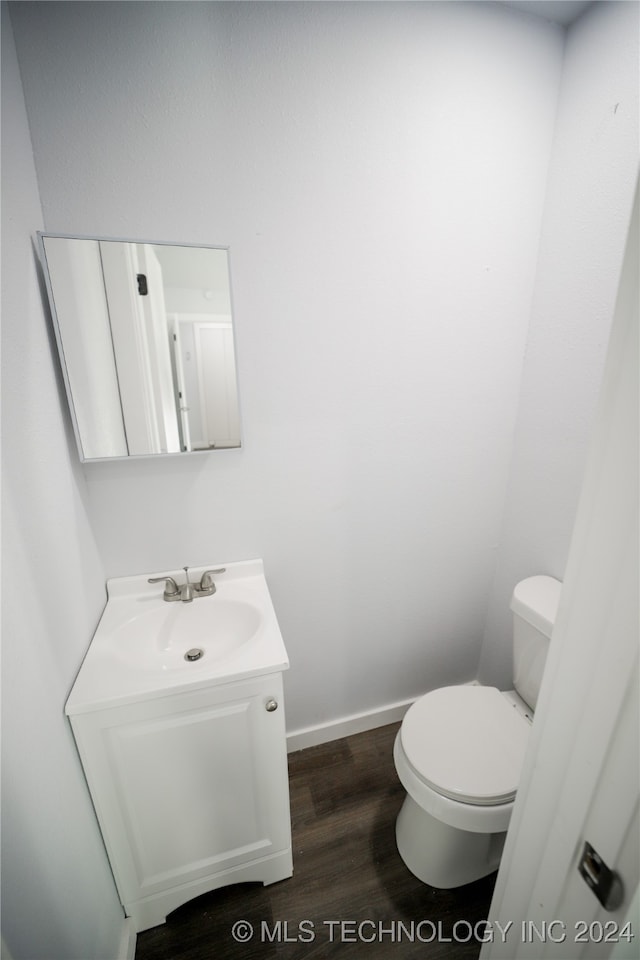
[511,575,562,711]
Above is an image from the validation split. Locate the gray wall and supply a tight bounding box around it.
[9,0,566,733]
[1,5,124,959]
[478,0,639,687]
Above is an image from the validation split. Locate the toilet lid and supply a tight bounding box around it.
[400,686,530,805]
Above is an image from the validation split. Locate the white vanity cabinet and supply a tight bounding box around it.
[69,671,292,932]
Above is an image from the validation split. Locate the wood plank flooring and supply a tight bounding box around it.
[135,722,496,960]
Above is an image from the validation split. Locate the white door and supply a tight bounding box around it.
[481,186,638,958]
[101,241,181,455]
[100,240,158,455]
[193,319,240,449]
[133,245,181,454]
[168,314,192,452]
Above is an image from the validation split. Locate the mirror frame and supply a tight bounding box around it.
[37,232,243,462]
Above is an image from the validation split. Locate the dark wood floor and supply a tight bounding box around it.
[135,723,496,959]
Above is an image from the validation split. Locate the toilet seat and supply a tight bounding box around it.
[400,686,530,806]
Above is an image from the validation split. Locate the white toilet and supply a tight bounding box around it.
[393,574,562,889]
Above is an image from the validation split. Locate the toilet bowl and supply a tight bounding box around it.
[393,575,562,889]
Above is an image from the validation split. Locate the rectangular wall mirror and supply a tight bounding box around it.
[38,233,242,461]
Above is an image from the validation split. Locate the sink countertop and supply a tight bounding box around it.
[65,559,289,715]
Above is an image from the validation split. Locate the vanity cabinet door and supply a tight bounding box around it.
[69,674,291,906]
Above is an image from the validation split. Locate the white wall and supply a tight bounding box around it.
[478,0,639,689]
[0,6,125,960]
[9,0,565,733]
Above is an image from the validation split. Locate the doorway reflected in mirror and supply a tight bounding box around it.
[38,234,242,461]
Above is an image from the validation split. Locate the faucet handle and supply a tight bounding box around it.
[198,568,226,592]
[148,576,180,600]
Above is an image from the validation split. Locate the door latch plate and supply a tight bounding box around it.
[578,841,623,911]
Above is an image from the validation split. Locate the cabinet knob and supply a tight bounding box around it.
[265,699,278,712]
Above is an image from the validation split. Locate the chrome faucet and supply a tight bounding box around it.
[180,567,195,602]
[148,566,226,602]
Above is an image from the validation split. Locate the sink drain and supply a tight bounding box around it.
[184,647,205,662]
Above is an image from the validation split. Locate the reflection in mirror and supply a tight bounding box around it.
[38,234,241,461]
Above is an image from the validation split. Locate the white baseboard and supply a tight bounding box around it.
[286,698,414,753]
[118,918,136,960]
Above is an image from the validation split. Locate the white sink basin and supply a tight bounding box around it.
[111,598,263,671]
[65,559,289,714]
